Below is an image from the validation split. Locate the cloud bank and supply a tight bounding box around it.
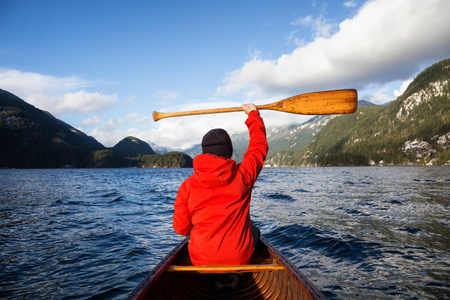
[0,69,117,115]
[217,0,450,98]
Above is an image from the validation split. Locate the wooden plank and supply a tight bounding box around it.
[166,263,285,273]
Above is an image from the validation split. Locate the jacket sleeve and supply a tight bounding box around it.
[173,180,192,236]
[239,110,269,186]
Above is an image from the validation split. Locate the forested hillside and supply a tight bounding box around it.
[0,90,192,168]
[112,136,156,156]
[0,89,104,168]
[292,58,450,166]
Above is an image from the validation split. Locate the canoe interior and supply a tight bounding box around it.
[127,236,326,300]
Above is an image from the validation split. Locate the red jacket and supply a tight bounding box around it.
[173,110,268,265]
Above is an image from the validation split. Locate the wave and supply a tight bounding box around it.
[265,192,296,202]
[265,223,383,265]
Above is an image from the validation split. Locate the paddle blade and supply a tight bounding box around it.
[260,89,358,115]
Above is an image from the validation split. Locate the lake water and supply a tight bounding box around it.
[0,166,449,299]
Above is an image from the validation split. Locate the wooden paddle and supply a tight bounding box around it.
[152,89,357,122]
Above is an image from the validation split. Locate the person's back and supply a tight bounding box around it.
[173,104,268,265]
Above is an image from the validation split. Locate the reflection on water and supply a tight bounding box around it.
[0,166,449,299]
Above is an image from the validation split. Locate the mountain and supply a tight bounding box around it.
[0,89,192,168]
[263,100,383,166]
[291,58,450,166]
[112,136,156,157]
[262,116,336,166]
[357,100,382,107]
[0,89,104,168]
[149,142,171,154]
[176,143,202,158]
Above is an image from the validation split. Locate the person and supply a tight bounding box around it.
[173,103,268,265]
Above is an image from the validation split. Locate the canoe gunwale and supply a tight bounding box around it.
[259,235,327,299]
[126,237,189,300]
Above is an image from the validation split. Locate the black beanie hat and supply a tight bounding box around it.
[201,128,233,158]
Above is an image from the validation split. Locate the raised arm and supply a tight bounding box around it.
[238,104,268,185]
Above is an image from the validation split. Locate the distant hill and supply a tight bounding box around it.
[88,149,193,168]
[176,143,202,158]
[112,136,156,156]
[149,142,171,154]
[357,99,382,107]
[108,137,192,168]
[0,89,192,168]
[138,151,193,168]
[0,89,104,168]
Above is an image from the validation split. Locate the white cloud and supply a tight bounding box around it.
[0,69,89,94]
[247,44,262,60]
[291,15,335,39]
[343,1,358,8]
[61,90,118,114]
[394,79,413,97]
[85,96,313,149]
[217,0,450,97]
[81,115,102,127]
[105,117,124,129]
[124,112,140,121]
[367,91,392,104]
[139,98,312,149]
[88,117,126,146]
[286,29,305,47]
[150,114,247,150]
[291,15,313,27]
[89,126,125,147]
[0,68,117,115]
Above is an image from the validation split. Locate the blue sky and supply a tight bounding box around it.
[1,0,449,149]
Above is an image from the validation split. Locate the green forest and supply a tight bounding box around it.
[294,58,450,166]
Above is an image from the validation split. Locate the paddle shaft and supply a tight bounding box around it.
[153,89,357,122]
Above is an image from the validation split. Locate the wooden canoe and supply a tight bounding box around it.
[126,235,326,299]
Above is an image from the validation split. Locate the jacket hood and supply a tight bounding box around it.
[193,154,237,188]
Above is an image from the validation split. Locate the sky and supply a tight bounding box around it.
[1,0,449,149]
